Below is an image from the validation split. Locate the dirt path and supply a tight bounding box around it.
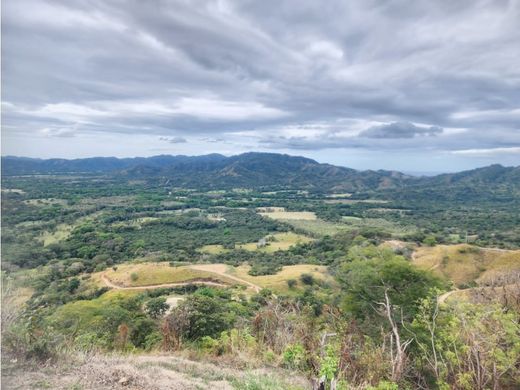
[100,275,228,290]
[438,289,459,304]
[100,264,262,293]
[189,264,262,293]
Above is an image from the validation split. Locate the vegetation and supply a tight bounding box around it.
[2,155,520,389]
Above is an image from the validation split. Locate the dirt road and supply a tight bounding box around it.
[100,275,228,290]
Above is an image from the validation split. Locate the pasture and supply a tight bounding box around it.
[412,244,520,287]
[228,264,333,294]
[257,208,317,220]
[200,232,313,254]
[98,263,239,288]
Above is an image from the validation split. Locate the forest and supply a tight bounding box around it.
[2,164,520,390]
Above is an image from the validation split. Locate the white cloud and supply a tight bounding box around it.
[451,147,520,156]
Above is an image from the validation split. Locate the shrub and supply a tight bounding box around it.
[145,297,169,318]
[283,343,306,370]
[300,273,315,285]
[287,279,297,289]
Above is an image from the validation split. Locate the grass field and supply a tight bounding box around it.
[324,199,389,204]
[200,232,313,254]
[228,264,333,294]
[282,219,348,236]
[98,263,239,287]
[412,244,520,287]
[258,209,317,220]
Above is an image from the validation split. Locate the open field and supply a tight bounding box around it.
[258,209,317,220]
[95,262,331,295]
[326,193,352,198]
[412,244,520,287]
[200,232,313,254]
[97,263,241,288]
[283,219,348,236]
[324,199,389,204]
[228,264,333,294]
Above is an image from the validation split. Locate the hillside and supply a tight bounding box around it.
[4,152,519,192]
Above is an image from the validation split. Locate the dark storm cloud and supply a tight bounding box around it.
[2,0,520,161]
[159,136,187,144]
[359,122,443,139]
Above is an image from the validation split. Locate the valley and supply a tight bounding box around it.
[2,153,519,390]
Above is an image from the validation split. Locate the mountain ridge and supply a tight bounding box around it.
[2,153,519,192]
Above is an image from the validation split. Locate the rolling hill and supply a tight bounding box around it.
[2,152,519,192]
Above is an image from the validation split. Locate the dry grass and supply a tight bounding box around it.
[229,264,333,294]
[281,219,347,236]
[200,232,313,254]
[412,244,520,287]
[324,199,389,204]
[98,263,239,288]
[2,353,308,390]
[40,223,75,246]
[258,210,317,220]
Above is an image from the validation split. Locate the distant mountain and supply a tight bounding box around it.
[0,154,226,175]
[2,153,518,192]
[419,164,520,187]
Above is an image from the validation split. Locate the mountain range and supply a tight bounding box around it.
[2,153,519,192]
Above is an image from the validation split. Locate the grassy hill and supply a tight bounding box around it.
[412,244,520,288]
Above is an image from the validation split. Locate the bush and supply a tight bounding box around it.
[287,279,297,289]
[300,273,315,285]
[145,297,169,318]
[283,343,306,369]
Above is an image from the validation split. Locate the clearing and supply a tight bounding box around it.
[227,264,333,294]
[200,232,313,254]
[257,208,317,220]
[412,244,520,287]
[96,262,331,295]
[97,263,242,289]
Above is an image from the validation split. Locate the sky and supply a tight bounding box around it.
[2,0,520,172]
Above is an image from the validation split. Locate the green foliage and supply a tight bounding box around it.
[337,246,445,326]
[366,381,399,390]
[319,344,339,381]
[231,373,303,390]
[422,235,437,246]
[300,273,315,285]
[145,297,169,318]
[283,343,306,369]
[412,296,520,389]
[165,292,239,340]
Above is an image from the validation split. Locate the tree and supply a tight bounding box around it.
[300,273,315,285]
[165,294,233,341]
[336,246,445,325]
[145,297,169,319]
[422,236,437,247]
[67,278,80,293]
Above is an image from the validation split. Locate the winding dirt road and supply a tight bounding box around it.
[101,275,228,290]
[100,264,262,293]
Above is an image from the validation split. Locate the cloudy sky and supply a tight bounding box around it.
[2,0,520,172]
